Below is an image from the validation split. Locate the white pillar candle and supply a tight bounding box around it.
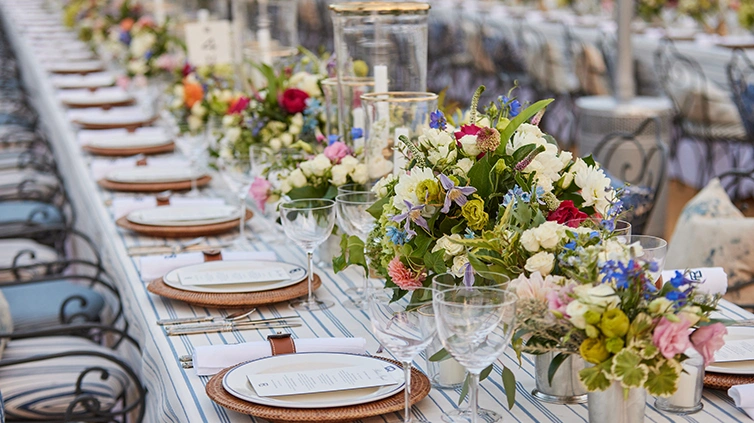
[154,0,166,25]
[667,361,700,408]
[374,65,388,93]
[393,127,409,174]
[257,28,272,65]
[197,9,209,22]
[438,357,467,385]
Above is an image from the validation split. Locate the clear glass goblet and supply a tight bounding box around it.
[279,199,336,311]
[565,217,632,243]
[433,286,517,423]
[368,287,436,423]
[627,234,668,284]
[219,155,254,247]
[335,191,377,308]
[176,128,210,197]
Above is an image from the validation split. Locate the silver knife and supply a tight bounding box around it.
[158,314,297,327]
[166,321,301,336]
[127,243,232,256]
[157,316,216,326]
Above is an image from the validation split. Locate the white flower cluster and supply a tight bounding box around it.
[567,284,620,329]
[278,154,368,194]
[392,167,436,212]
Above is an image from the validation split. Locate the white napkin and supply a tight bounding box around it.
[68,106,150,124]
[112,197,226,219]
[192,338,368,376]
[728,384,754,420]
[90,157,187,180]
[661,267,727,296]
[51,72,115,89]
[78,127,170,147]
[139,250,277,281]
[58,86,130,103]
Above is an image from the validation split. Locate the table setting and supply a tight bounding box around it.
[78,127,176,156]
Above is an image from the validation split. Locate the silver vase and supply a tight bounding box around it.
[532,352,588,404]
[587,381,647,423]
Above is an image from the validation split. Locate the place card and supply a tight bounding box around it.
[248,364,401,397]
[177,267,291,286]
[713,339,754,363]
[185,20,232,67]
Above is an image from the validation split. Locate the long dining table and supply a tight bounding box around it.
[3,1,754,422]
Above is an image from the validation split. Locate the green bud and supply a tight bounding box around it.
[599,308,630,338]
[493,160,508,175]
[605,337,625,354]
[665,314,681,323]
[353,60,369,77]
[496,117,510,133]
[584,310,601,326]
[585,324,600,339]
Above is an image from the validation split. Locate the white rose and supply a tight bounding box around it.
[222,115,235,127]
[310,154,332,177]
[459,135,481,156]
[187,115,203,132]
[288,168,307,188]
[432,234,465,261]
[535,221,564,250]
[289,71,321,97]
[575,284,620,310]
[221,89,233,103]
[269,138,282,151]
[224,127,241,143]
[418,128,454,149]
[126,59,148,76]
[372,174,396,197]
[524,251,555,275]
[129,32,156,57]
[566,300,590,329]
[455,158,474,175]
[330,164,349,186]
[280,132,293,147]
[170,98,183,109]
[190,102,206,117]
[340,155,359,173]
[559,151,573,166]
[369,156,394,180]
[451,255,470,277]
[173,85,184,98]
[351,164,368,184]
[520,229,540,252]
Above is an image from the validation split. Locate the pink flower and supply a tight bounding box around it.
[249,177,271,210]
[690,323,727,366]
[547,282,575,317]
[387,256,426,290]
[155,54,181,71]
[323,141,350,164]
[454,124,481,141]
[653,317,692,360]
[511,272,557,303]
[116,75,131,90]
[227,97,250,115]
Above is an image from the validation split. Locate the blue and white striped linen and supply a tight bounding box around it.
[0,336,129,420]
[3,4,754,421]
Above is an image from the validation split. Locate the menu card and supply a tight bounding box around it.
[713,339,754,363]
[178,267,291,286]
[248,364,401,397]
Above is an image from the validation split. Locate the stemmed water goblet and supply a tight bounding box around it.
[176,127,210,197]
[219,153,254,247]
[433,285,517,423]
[335,191,377,308]
[627,234,668,284]
[368,287,436,423]
[279,199,336,311]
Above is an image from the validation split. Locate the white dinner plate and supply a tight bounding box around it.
[222,353,405,408]
[59,89,133,107]
[127,205,239,227]
[85,132,172,149]
[706,327,754,375]
[52,73,115,89]
[72,108,153,126]
[163,260,307,293]
[47,60,104,74]
[106,166,205,184]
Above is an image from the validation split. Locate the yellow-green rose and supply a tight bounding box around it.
[584,310,601,326]
[580,337,610,364]
[600,308,630,338]
[416,179,440,204]
[605,337,625,354]
[462,198,489,231]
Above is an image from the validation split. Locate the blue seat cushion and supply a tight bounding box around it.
[2,280,104,331]
[0,201,63,226]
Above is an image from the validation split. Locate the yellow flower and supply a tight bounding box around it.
[584,310,601,326]
[462,198,489,231]
[353,60,369,77]
[416,179,440,204]
[580,337,610,364]
[599,308,630,338]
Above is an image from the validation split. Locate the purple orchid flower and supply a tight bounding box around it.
[391,201,430,238]
[463,262,475,287]
[439,174,476,213]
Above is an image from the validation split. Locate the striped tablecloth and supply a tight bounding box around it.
[2,2,753,421]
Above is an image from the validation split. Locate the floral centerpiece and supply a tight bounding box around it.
[167,63,240,134]
[637,0,669,23]
[737,0,754,32]
[122,16,183,78]
[677,0,725,34]
[77,0,144,46]
[214,62,327,161]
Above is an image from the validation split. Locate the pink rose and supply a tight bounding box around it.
[653,317,692,360]
[324,141,350,164]
[454,124,481,141]
[249,177,271,210]
[691,323,727,366]
[547,282,575,317]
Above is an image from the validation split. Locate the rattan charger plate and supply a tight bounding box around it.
[63,99,135,109]
[704,371,754,390]
[206,356,431,423]
[83,141,175,156]
[73,116,157,130]
[147,273,321,308]
[98,175,212,192]
[116,210,252,238]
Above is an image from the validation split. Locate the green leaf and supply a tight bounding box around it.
[627,313,654,341]
[468,253,490,275]
[502,366,517,410]
[423,249,447,274]
[582,154,596,167]
[611,350,648,389]
[428,348,450,362]
[494,99,554,156]
[286,185,329,200]
[511,143,537,164]
[411,234,433,258]
[459,374,470,405]
[367,196,389,219]
[548,353,568,386]
[579,362,612,392]
[467,155,494,199]
[645,359,680,397]
[332,255,347,273]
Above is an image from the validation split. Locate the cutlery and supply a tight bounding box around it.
[166,321,302,336]
[157,308,257,326]
[126,238,229,256]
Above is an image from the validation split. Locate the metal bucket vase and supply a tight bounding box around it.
[532,352,588,404]
[587,381,646,423]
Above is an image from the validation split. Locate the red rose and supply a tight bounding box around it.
[279,88,309,114]
[547,200,588,227]
[454,124,481,141]
[227,96,250,115]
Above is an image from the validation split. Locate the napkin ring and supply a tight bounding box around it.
[267,333,296,356]
[203,250,223,262]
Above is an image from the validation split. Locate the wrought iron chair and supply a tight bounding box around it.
[655,38,748,187]
[727,48,754,143]
[593,116,668,234]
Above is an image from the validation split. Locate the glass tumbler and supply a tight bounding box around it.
[322,76,374,149]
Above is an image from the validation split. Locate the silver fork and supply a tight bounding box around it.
[157,308,257,326]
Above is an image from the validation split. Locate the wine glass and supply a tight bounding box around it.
[335,191,377,308]
[177,127,210,197]
[337,182,376,195]
[219,154,254,247]
[368,287,436,423]
[627,234,668,283]
[433,286,517,423]
[279,199,336,311]
[565,217,632,242]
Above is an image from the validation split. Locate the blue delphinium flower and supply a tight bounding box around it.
[666,290,687,306]
[327,134,340,145]
[602,259,632,289]
[669,271,688,288]
[144,50,153,60]
[502,185,526,207]
[119,30,131,45]
[429,110,447,130]
[564,240,576,250]
[499,96,522,117]
[386,226,408,245]
[351,127,363,139]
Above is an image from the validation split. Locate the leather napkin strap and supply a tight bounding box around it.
[135,157,148,166]
[267,333,296,356]
[202,250,223,262]
[156,196,171,207]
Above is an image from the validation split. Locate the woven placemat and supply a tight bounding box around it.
[206,357,431,423]
[116,210,252,238]
[64,99,135,109]
[147,274,321,308]
[50,68,105,75]
[83,142,175,156]
[704,372,754,390]
[97,175,212,192]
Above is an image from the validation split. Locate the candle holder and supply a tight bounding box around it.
[360,92,437,182]
[233,0,298,67]
[182,0,231,21]
[330,2,430,142]
[655,355,704,414]
[322,76,374,149]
